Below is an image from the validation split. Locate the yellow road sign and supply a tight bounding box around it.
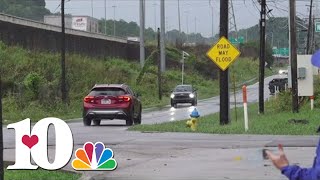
[206,36,241,71]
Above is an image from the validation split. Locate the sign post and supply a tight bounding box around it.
[242,85,249,132]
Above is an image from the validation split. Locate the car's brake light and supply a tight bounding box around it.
[84,96,95,103]
[118,96,131,102]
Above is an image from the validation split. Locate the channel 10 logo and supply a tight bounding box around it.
[6,118,117,171]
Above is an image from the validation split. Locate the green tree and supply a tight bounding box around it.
[0,0,50,21]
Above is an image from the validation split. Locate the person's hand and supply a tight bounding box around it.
[266,144,289,170]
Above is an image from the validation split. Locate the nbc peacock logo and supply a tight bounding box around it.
[72,142,117,171]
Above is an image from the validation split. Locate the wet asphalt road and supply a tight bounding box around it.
[4,75,279,148]
[141,75,275,125]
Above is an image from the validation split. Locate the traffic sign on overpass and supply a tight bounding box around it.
[230,36,245,45]
[272,47,289,57]
[316,22,320,33]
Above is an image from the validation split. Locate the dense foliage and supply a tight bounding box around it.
[0,0,50,21]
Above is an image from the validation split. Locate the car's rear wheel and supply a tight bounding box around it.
[83,117,92,126]
[134,107,142,125]
[126,110,134,126]
[93,119,101,126]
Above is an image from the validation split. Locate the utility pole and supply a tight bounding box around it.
[185,11,189,43]
[219,0,229,125]
[61,0,67,104]
[194,17,197,33]
[112,5,116,37]
[91,0,94,17]
[306,0,313,54]
[104,0,107,35]
[160,0,166,72]
[157,28,162,100]
[154,2,157,35]
[140,0,145,67]
[258,0,266,114]
[209,0,214,38]
[312,15,315,53]
[290,0,299,113]
[0,74,3,180]
[182,52,185,85]
[178,0,181,43]
[194,16,197,43]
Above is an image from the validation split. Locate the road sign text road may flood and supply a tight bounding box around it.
[217,44,231,56]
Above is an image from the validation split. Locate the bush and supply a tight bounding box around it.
[266,91,292,113]
[23,72,44,98]
[313,77,320,108]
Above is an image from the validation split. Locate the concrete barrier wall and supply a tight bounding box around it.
[0,13,140,61]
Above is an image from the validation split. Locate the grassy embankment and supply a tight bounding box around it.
[0,42,272,124]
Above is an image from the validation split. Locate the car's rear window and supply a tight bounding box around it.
[89,88,126,96]
[174,86,192,92]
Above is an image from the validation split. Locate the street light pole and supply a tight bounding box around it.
[0,73,3,180]
[61,0,67,104]
[160,0,166,72]
[91,0,94,17]
[154,2,157,32]
[104,0,107,35]
[182,52,185,85]
[185,11,189,42]
[157,28,162,100]
[178,0,181,43]
[194,16,197,43]
[112,5,116,37]
[181,51,189,85]
[209,0,214,38]
[194,17,197,33]
[140,0,145,67]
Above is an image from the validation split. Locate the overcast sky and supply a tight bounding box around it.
[45,0,319,37]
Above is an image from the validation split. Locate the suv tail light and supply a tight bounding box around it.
[118,96,131,102]
[84,96,95,103]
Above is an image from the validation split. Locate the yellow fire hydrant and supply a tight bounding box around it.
[186,108,200,131]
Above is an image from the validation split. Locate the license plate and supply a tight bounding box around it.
[101,99,111,104]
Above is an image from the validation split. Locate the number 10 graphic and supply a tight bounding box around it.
[7,118,74,170]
